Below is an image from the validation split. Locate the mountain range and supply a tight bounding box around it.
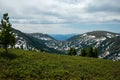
[0,25,120,61]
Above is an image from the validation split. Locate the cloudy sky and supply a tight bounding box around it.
[0,0,120,34]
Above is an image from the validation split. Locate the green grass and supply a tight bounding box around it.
[0,49,120,80]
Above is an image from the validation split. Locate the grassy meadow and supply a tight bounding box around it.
[0,48,120,80]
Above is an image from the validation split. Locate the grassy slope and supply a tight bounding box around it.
[0,49,120,80]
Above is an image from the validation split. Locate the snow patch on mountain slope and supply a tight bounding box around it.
[33,35,52,41]
[39,37,52,41]
[99,51,110,58]
[96,37,106,41]
[82,34,87,37]
[107,33,114,38]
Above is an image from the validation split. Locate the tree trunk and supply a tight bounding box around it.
[4,45,8,54]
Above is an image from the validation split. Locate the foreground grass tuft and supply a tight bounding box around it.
[0,48,120,80]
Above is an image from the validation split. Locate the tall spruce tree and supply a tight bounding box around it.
[0,13,15,54]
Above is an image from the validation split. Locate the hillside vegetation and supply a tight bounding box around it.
[0,49,120,80]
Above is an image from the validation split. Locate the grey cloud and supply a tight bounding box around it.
[86,0,120,13]
[87,4,120,13]
[0,0,120,24]
[60,0,83,4]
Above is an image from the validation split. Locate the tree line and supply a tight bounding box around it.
[68,47,98,58]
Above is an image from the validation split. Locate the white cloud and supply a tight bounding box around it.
[1,0,120,24]
[0,0,120,34]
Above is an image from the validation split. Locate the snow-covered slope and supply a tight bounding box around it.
[65,31,120,61]
[29,33,64,52]
[0,24,63,54]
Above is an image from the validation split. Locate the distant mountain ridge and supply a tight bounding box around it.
[29,30,120,61]
[0,25,63,54]
[0,25,120,60]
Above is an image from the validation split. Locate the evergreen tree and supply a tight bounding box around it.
[20,45,23,50]
[94,48,98,58]
[41,48,44,52]
[0,13,15,54]
[80,48,86,56]
[86,47,93,57]
[68,47,77,55]
[80,46,99,58]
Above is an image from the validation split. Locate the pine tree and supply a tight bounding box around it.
[68,47,77,55]
[80,46,98,58]
[94,48,98,58]
[87,47,94,57]
[41,48,44,52]
[0,13,15,54]
[80,48,86,56]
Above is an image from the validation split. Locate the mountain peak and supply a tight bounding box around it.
[86,31,118,38]
[29,33,56,41]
